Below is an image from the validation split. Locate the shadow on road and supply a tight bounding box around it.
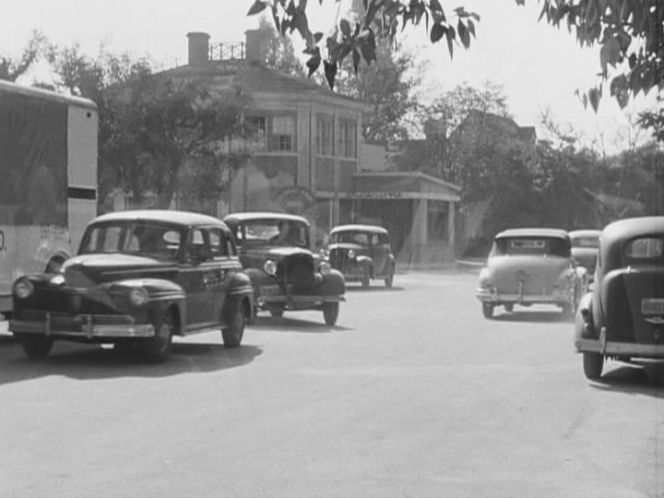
[250,315,354,333]
[345,285,404,292]
[0,339,262,385]
[589,362,664,397]
[491,310,573,323]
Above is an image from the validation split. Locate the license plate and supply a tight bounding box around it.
[642,298,664,315]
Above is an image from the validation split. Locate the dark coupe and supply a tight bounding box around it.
[327,224,396,287]
[10,210,254,362]
[575,216,664,380]
[223,212,345,325]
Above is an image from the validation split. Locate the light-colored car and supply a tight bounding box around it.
[574,216,664,380]
[569,229,601,282]
[476,228,586,318]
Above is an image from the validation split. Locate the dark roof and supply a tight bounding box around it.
[159,59,361,105]
[495,228,569,240]
[601,216,664,243]
[93,209,224,227]
[330,224,388,235]
[223,211,310,225]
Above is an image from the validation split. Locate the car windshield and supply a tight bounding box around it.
[235,219,309,248]
[571,236,599,248]
[329,231,371,246]
[79,221,184,261]
[492,236,570,257]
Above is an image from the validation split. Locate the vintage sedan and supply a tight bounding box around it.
[327,224,396,288]
[476,228,585,318]
[223,212,345,325]
[569,229,601,282]
[574,216,664,380]
[9,210,254,362]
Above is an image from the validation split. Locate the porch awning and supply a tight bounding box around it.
[345,171,460,202]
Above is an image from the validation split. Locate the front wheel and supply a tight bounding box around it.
[384,274,394,288]
[18,335,53,359]
[143,310,175,363]
[504,303,514,313]
[222,302,245,348]
[583,352,604,380]
[269,306,284,318]
[323,302,339,326]
[482,303,494,319]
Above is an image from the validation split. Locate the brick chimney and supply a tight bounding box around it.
[187,32,210,66]
[245,29,268,64]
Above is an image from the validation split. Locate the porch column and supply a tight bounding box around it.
[448,200,456,252]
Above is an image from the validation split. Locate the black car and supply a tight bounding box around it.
[9,210,254,362]
[327,224,396,288]
[575,216,664,380]
[223,212,345,325]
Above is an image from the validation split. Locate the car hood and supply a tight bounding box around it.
[62,254,176,286]
[240,246,314,268]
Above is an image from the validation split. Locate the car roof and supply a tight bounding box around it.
[92,209,225,227]
[568,229,602,239]
[330,224,388,235]
[223,211,310,225]
[495,228,569,239]
[601,216,664,244]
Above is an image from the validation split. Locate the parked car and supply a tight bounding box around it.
[223,212,345,325]
[574,216,664,380]
[9,210,254,362]
[569,229,601,283]
[476,228,586,318]
[327,224,396,288]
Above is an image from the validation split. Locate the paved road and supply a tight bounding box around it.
[1,271,662,498]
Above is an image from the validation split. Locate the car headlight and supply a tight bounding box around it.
[264,259,278,276]
[13,278,34,299]
[348,250,356,259]
[478,268,491,286]
[128,287,149,307]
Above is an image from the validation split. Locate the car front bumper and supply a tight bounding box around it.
[575,338,664,358]
[10,313,155,339]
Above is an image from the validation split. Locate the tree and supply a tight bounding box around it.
[47,45,251,211]
[0,30,49,81]
[247,0,662,107]
[258,15,306,76]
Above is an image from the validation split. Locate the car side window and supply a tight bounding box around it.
[209,228,228,258]
[370,234,379,245]
[188,228,211,262]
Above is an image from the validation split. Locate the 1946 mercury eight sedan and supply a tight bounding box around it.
[574,216,664,379]
[10,210,254,362]
[476,228,586,318]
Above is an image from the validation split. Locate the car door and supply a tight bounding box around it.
[178,226,216,330]
[207,226,242,326]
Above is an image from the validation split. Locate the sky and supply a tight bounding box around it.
[0,0,657,152]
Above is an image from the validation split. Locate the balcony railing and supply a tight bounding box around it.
[209,42,245,62]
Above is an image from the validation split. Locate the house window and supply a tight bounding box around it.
[246,116,267,151]
[246,115,295,152]
[270,116,295,152]
[339,119,357,158]
[317,115,334,156]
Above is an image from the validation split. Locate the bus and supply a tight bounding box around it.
[0,80,98,318]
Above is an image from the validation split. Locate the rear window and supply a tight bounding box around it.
[626,237,664,259]
[492,237,570,257]
[571,236,598,248]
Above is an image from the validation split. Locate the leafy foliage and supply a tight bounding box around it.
[0,30,49,82]
[247,0,479,89]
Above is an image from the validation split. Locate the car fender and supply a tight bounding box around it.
[355,255,373,271]
[575,292,595,340]
[224,271,254,320]
[107,277,187,325]
[320,268,345,296]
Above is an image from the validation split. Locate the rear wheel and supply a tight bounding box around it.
[504,303,514,313]
[19,335,53,359]
[482,303,494,319]
[323,302,339,325]
[222,302,245,348]
[269,306,284,318]
[361,269,370,288]
[384,274,394,288]
[583,352,604,380]
[143,310,174,363]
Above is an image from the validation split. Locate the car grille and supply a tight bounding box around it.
[277,254,316,293]
[17,285,123,316]
[328,248,347,271]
